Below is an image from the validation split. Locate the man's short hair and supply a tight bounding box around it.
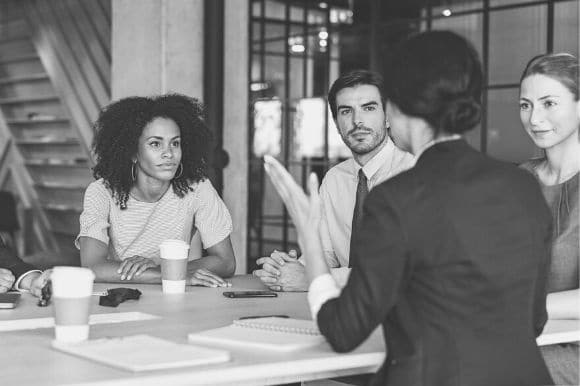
[328,70,386,120]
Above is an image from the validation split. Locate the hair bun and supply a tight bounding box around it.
[439,97,481,134]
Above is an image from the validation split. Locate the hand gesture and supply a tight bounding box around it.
[118,256,159,280]
[254,249,298,279]
[268,260,308,292]
[263,155,324,263]
[0,268,15,293]
[189,268,231,288]
[29,269,52,298]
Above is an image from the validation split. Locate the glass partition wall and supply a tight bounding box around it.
[247,0,579,271]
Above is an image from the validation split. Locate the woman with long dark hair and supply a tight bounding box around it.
[264,31,553,385]
[77,94,235,287]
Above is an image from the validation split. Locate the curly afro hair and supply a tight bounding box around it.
[92,93,212,209]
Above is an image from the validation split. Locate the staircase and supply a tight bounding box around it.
[0,0,110,265]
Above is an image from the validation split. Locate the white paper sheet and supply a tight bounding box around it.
[0,312,160,332]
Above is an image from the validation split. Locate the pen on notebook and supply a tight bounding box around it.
[238,315,289,320]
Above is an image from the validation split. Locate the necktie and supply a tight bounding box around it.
[349,169,369,268]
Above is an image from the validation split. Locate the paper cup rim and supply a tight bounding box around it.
[159,239,189,246]
[51,266,95,280]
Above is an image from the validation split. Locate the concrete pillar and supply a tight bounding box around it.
[111,0,204,99]
[223,0,249,273]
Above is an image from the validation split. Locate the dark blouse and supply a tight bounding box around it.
[521,159,579,293]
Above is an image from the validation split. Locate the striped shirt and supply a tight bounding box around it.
[76,178,232,261]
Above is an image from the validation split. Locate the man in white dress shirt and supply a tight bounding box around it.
[254,70,414,291]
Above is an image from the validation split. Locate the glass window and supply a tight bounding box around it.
[252,100,282,158]
[264,0,286,20]
[432,12,483,57]
[486,88,540,163]
[251,56,262,82]
[554,0,579,56]
[489,5,547,85]
[430,0,483,14]
[490,0,541,7]
[252,0,262,17]
[260,23,286,54]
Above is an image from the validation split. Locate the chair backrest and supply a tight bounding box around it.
[0,191,19,251]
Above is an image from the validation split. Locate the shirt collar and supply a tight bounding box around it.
[352,137,393,180]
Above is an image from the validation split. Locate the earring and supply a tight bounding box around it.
[131,161,137,181]
[174,163,183,179]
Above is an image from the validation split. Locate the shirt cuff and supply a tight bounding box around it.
[14,270,42,292]
[330,267,351,288]
[307,273,340,320]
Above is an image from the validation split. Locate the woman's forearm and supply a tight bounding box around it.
[89,260,163,284]
[187,255,235,278]
[547,289,580,319]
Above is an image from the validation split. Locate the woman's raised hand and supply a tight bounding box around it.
[263,155,324,264]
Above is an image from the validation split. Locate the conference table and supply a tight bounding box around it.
[0,275,386,386]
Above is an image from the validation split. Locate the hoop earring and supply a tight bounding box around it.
[174,163,183,179]
[131,161,137,181]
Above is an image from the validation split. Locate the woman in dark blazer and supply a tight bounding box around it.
[264,31,553,386]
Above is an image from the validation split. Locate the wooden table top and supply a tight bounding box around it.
[0,275,385,386]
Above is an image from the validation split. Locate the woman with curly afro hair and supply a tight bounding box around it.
[76,94,235,287]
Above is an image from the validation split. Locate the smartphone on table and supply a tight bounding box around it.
[0,292,21,309]
[223,291,277,298]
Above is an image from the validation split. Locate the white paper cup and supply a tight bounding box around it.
[159,239,189,294]
[51,266,95,343]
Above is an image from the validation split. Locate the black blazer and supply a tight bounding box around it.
[317,140,553,386]
[0,237,36,279]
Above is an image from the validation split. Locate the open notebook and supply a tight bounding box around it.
[188,317,325,352]
[537,319,580,346]
[52,334,230,372]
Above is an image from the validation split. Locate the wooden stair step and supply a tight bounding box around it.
[7,117,69,125]
[43,206,83,236]
[0,73,49,85]
[0,38,36,60]
[18,143,86,160]
[0,54,39,64]
[0,56,44,78]
[36,184,86,200]
[42,203,82,212]
[25,158,89,166]
[0,95,59,105]
[0,35,30,45]
[8,123,74,141]
[0,21,29,42]
[16,137,79,145]
[51,232,81,259]
[45,210,82,239]
[51,228,79,237]
[26,162,93,186]
[0,81,56,102]
[1,102,66,120]
[35,182,88,192]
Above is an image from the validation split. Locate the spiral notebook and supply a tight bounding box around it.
[52,334,230,372]
[188,317,324,352]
